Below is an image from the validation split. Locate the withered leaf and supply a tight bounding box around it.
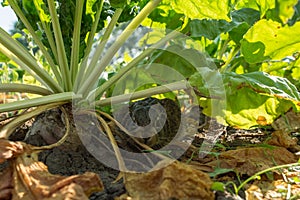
[207,147,297,176]
[246,178,300,199]
[0,139,104,199]
[12,153,104,199]
[0,168,13,200]
[267,130,299,150]
[272,110,300,132]
[124,160,214,200]
[0,138,27,163]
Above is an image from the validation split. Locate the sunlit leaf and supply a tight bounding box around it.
[33,0,51,23]
[289,0,300,25]
[167,0,231,21]
[189,8,260,42]
[86,0,100,20]
[190,19,233,40]
[264,0,299,24]
[235,0,298,23]
[241,20,300,63]
[211,182,225,192]
[190,71,300,129]
[0,52,10,63]
[229,8,260,44]
[1,0,9,6]
[142,2,185,30]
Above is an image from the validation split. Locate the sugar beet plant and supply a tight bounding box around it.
[0,0,181,138]
[1,0,300,142]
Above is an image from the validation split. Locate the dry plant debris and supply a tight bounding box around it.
[246,170,300,200]
[0,138,104,200]
[122,160,214,200]
[266,130,300,150]
[272,110,300,132]
[207,146,298,176]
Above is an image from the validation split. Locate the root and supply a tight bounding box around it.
[31,106,70,151]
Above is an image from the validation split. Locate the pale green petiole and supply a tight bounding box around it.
[0,92,82,113]
[77,0,162,96]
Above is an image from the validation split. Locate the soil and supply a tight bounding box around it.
[1,98,299,200]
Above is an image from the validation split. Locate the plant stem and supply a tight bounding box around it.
[93,80,188,107]
[0,83,53,96]
[47,0,72,91]
[70,0,85,83]
[78,8,123,90]
[218,38,229,60]
[84,0,104,60]
[0,29,63,93]
[0,92,82,113]
[77,0,162,96]
[8,0,62,85]
[74,0,104,92]
[88,29,181,103]
[220,46,240,73]
[236,162,300,194]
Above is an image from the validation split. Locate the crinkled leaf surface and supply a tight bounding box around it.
[223,71,300,101]
[190,8,260,41]
[145,3,184,30]
[235,0,298,23]
[190,19,233,40]
[0,139,104,200]
[272,110,300,132]
[151,45,210,78]
[0,139,25,163]
[124,160,214,200]
[241,20,300,63]
[207,146,297,176]
[163,0,230,21]
[267,130,299,149]
[189,71,300,129]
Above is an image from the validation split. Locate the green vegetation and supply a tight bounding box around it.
[0,0,300,132]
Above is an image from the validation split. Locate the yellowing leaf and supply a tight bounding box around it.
[165,0,231,21]
[241,20,300,63]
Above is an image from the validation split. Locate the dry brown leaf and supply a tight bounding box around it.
[0,168,13,200]
[207,147,297,176]
[272,110,300,132]
[246,178,300,199]
[124,160,214,200]
[267,130,299,150]
[0,138,26,163]
[0,139,104,199]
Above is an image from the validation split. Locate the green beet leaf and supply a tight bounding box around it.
[241,20,300,64]
[190,70,300,129]
[109,0,130,8]
[165,0,230,21]
[235,0,298,23]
